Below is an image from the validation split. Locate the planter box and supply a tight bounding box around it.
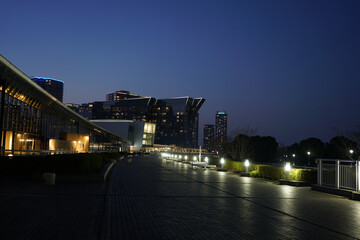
[279,179,312,187]
[217,168,228,172]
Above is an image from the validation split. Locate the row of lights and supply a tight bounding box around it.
[162,152,295,181]
[161,153,252,170]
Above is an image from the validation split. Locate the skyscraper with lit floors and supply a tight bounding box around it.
[215,111,227,152]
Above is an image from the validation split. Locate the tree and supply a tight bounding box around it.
[249,136,279,163]
[224,134,254,160]
[298,138,325,166]
[325,136,357,160]
[224,126,257,160]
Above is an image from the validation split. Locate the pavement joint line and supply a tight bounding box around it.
[156,162,360,240]
[97,165,113,240]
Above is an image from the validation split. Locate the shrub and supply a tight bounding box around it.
[257,165,286,180]
[224,160,244,171]
[289,169,317,183]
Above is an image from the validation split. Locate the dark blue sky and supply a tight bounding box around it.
[1,0,360,145]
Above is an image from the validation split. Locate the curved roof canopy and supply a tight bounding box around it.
[0,54,128,143]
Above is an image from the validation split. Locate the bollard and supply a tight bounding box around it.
[43,172,56,186]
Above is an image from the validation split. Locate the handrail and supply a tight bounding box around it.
[317,158,360,192]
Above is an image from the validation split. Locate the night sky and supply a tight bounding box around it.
[1,0,360,145]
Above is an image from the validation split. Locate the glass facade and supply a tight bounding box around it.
[142,122,156,146]
[0,54,129,155]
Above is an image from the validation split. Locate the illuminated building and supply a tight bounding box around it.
[91,120,156,152]
[215,111,227,152]
[30,76,64,102]
[80,93,205,148]
[0,54,129,155]
[79,103,93,120]
[151,97,204,147]
[203,124,215,152]
[65,103,79,113]
[106,90,144,101]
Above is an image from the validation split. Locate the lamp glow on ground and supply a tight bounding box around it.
[285,162,291,181]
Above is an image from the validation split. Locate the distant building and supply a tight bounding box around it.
[30,76,64,102]
[91,120,156,152]
[106,90,144,101]
[79,103,93,120]
[203,124,215,152]
[192,113,199,147]
[65,103,79,113]
[152,97,204,147]
[215,111,227,152]
[78,91,205,148]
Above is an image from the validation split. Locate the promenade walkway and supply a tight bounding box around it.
[0,155,360,239]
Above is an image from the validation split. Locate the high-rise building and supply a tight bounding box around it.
[30,76,64,102]
[79,92,205,148]
[215,111,227,152]
[203,124,215,152]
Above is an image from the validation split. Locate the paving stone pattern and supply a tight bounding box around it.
[0,155,360,239]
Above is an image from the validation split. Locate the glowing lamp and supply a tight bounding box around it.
[244,159,250,167]
[285,162,291,172]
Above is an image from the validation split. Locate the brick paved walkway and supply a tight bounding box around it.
[0,155,360,239]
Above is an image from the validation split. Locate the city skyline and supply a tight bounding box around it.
[1,0,360,145]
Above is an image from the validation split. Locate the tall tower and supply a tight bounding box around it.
[30,76,64,102]
[215,111,227,152]
[203,124,215,152]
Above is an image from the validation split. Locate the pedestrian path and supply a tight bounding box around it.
[0,155,360,239]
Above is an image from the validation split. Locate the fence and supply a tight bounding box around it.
[317,159,360,192]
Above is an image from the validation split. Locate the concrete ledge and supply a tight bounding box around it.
[217,168,228,172]
[55,161,115,183]
[240,172,250,177]
[279,179,312,187]
[311,184,360,200]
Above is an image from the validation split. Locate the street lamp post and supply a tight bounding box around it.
[245,159,250,174]
[220,158,225,169]
[285,162,291,181]
[307,152,311,166]
[292,154,296,166]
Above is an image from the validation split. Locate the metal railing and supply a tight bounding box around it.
[317,159,360,191]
